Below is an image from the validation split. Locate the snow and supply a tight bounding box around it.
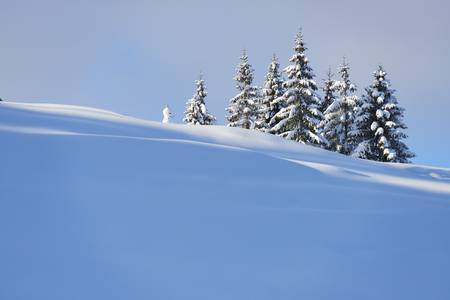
[375,127,384,136]
[385,120,396,128]
[1,102,450,300]
[370,121,379,131]
[200,103,207,114]
[376,109,384,119]
[162,105,171,123]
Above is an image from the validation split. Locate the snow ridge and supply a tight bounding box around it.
[1,102,450,300]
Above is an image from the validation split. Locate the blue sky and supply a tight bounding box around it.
[1,0,449,167]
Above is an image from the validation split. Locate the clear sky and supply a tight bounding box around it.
[1,0,449,167]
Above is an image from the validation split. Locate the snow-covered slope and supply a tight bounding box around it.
[1,102,450,300]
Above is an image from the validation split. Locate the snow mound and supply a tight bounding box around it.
[1,102,450,300]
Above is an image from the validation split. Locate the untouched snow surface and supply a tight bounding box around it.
[1,102,450,300]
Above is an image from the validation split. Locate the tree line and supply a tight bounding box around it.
[181,30,415,163]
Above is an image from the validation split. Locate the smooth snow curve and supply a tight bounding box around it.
[1,102,450,300]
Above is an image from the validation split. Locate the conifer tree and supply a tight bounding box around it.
[226,51,258,129]
[269,30,322,144]
[317,68,337,148]
[183,75,216,125]
[352,66,415,163]
[322,58,358,154]
[319,68,337,115]
[256,54,284,131]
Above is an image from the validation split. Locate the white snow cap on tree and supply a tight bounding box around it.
[183,74,216,125]
[352,66,415,163]
[321,57,358,154]
[162,105,171,124]
[226,50,258,129]
[269,30,323,144]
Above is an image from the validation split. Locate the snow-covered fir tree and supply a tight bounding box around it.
[255,54,284,131]
[268,30,322,144]
[317,68,337,148]
[322,58,358,154]
[183,75,216,125]
[352,66,415,163]
[319,68,337,116]
[226,50,258,129]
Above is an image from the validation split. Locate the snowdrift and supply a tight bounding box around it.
[1,102,450,300]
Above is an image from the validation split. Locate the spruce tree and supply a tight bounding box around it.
[256,54,284,131]
[352,66,415,163]
[317,68,337,148]
[183,75,216,125]
[226,51,258,129]
[322,58,358,154]
[269,30,322,144]
[319,68,337,116]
